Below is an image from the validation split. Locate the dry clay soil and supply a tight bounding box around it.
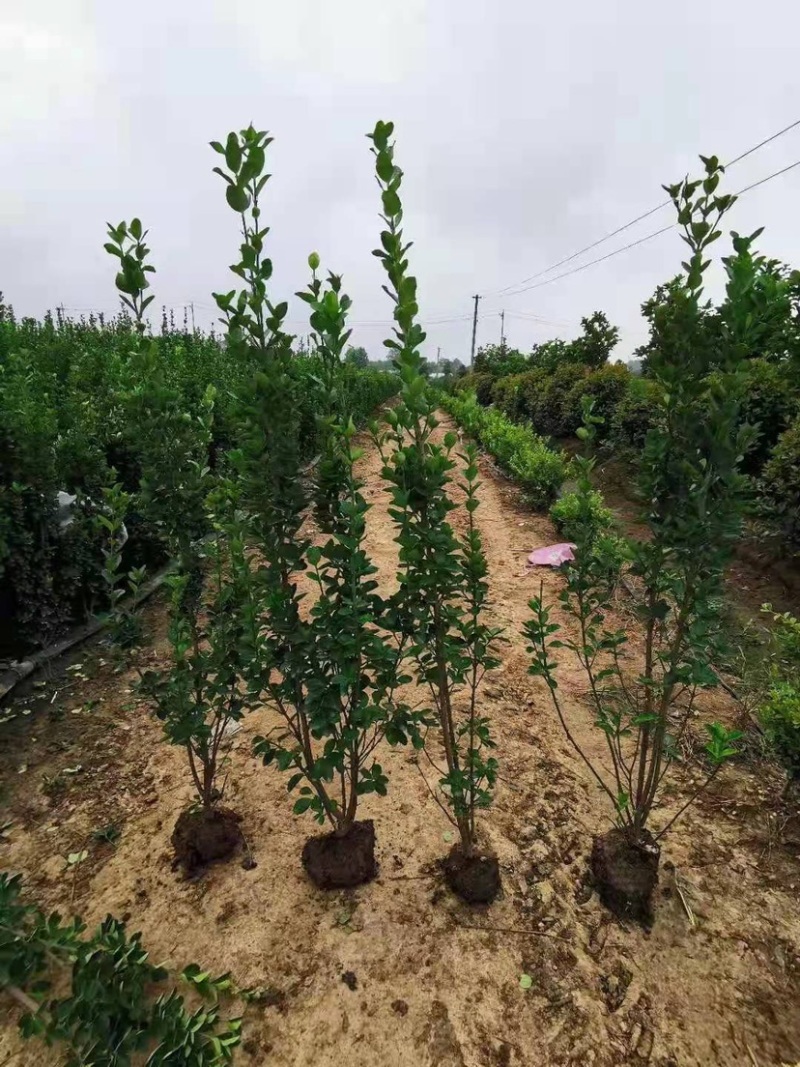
[2,413,800,1067]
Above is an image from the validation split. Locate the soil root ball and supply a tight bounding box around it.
[443,843,501,904]
[591,828,659,924]
[301,819,377,889]
[171,807,242,874]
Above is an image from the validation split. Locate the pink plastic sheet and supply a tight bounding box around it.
[528,543,576,567]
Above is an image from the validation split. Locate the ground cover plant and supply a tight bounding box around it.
[524,156,752,921]
[0,873,241,1065]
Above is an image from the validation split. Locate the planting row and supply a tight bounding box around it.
[1,133,786,1066]
[439,390,567,508]
[0,296,398,657]
[457,255,800,550]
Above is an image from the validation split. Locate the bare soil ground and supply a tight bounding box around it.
[2,414,800,1067]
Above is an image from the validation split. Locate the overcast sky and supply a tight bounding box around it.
[2,1,799,362]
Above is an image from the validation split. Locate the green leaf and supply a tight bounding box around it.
[376,151,394,183]
[226,184,250,212]
[382,189,401,217]
[224,132,242,173]
[519,974,533,990]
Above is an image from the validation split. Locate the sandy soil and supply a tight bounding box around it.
[2,413,800,1067]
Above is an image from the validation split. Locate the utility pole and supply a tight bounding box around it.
[500,309,506,349]
[470,294,481,366]
[190,301,196,332]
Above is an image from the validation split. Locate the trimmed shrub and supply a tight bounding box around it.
[532,363,588,438]
[761,418,800,546]
[738,359,800,472]
[454,371,494,406]
[568,363,632,441]
[550,489,613,542]
[515,367,551,424]
[491,373,526,421]
[760,682,800,782]
[609,377,662,451]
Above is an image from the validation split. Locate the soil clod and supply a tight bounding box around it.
[341,970,358,991]
[443,843,501,904]
[591,828,659,923]
[301,819,377,889]
[171,807,242,874]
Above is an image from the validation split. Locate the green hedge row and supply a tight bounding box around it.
[457,362,660,450]
[0,310,398,654]
[440,391,568,508]
[457,355,800,549]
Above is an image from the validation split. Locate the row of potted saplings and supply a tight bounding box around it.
[140,373,739,922]
[139,122,745,923]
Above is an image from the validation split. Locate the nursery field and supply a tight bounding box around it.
[1,416,800,1067]
[3,122,800,1067]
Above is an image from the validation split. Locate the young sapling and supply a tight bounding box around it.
[525,157,749,921]
[369,120,502,903]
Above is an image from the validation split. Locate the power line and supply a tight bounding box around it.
[735,157,800,196]
[281,313,473,327]
[500,226,674,297]
[485,116,800,299]
[494,157,800,299]
[725,118,800,167]
[500,310,578,326]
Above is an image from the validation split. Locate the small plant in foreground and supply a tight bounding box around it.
[550,482,613,544]
[525,156,749,922]
[549,400,627,583]
[0,873,241,1065]
[760,683,800,796]
[370,120,502,904]
[92,823,121,845]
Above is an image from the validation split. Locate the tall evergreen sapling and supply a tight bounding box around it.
[0,873,241,1065]
[212,128,420,887]
[140,487,252,873]
[369,121,502,904]
[525,156,749,922]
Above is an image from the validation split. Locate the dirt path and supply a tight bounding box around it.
[1,413,799,1067]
